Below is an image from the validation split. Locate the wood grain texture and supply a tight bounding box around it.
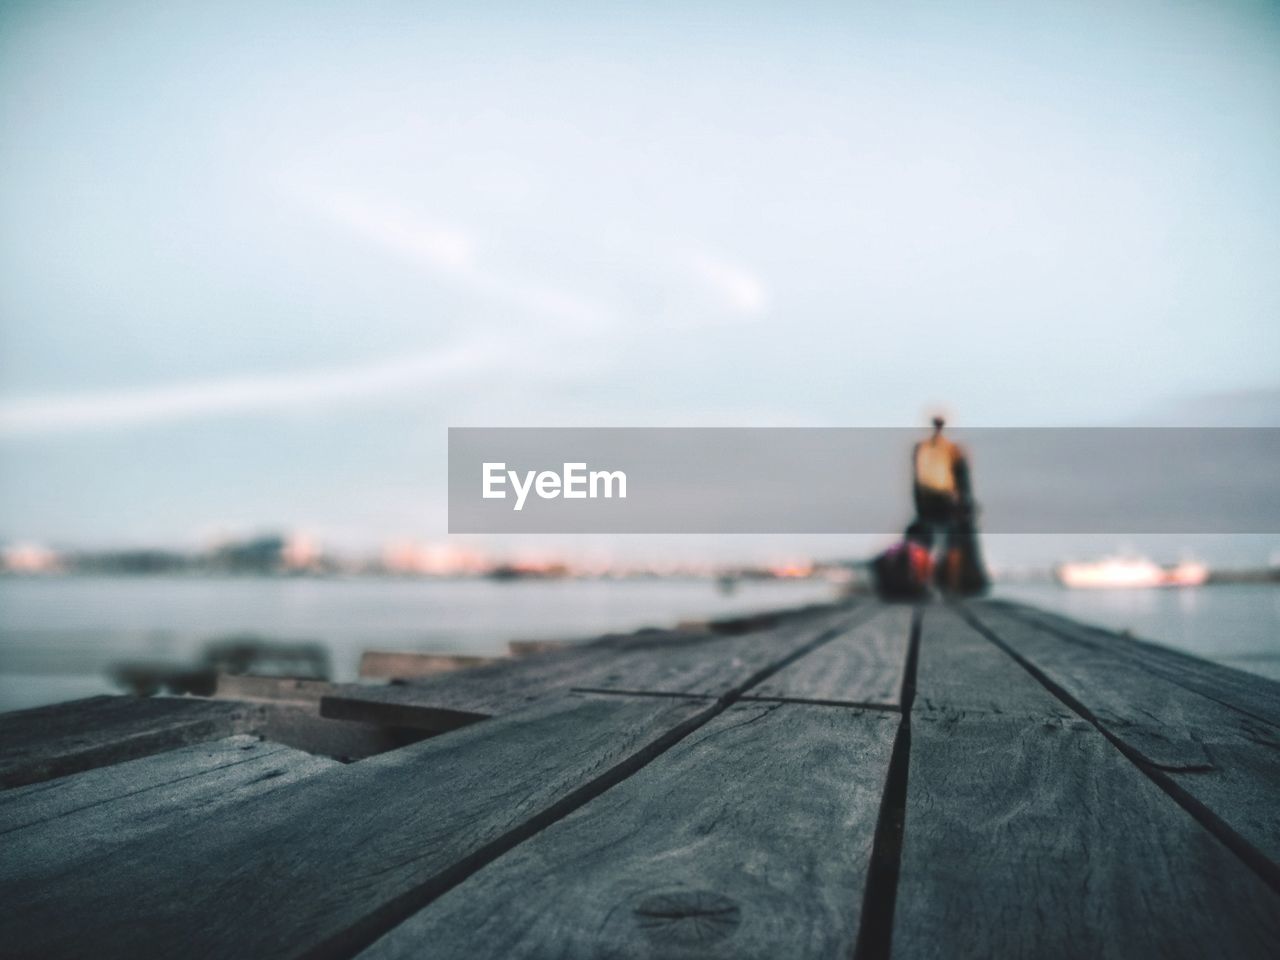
[0,695,254,789]
[319,627,729,729]
[319,643,622,730]
[913,605,1072,720]
[997,600,1280,729]
[569,607,857,698]
[321,606,857,730]
[966,605,1274,768]
[0,735,336,881]
[0,693,714,960]
[743,603,909,706]
[893,712,1280,959]
[968,604,1280,864]
[358,702,898,960]
[0,734,296,831]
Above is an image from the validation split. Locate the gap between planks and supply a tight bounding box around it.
[852,604,921,960]
[576,687,903,713]
[957,602,1280,897]
[994,601,1280,735]
[302,609,870,960]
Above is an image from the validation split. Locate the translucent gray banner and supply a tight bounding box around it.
[448,428,1279,533]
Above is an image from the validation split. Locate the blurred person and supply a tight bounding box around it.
[912,416,989,595]
[913,415,963,540]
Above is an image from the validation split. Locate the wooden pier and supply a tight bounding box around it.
[1,598,1278,959]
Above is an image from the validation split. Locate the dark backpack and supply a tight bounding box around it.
[873,540,933,601]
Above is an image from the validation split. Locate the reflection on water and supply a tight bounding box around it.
[997,583,1280,680]
[0,576,841,712]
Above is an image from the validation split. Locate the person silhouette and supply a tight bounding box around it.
[911,416,989,595]
[912,416,962,545]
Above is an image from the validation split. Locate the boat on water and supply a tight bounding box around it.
[1056,556,1208,589]
[1162,560,1211,587]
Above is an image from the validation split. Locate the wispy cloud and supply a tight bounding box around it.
[286,179,772,330]
[0,181,637,438]
[0,340,508,436]
[285,181,615,332]
[295,189,477,273]
[686,251,768,316]
[0,191,780,438]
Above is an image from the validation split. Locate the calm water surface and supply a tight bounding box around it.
[0,576,840,711]
[1,577,1276,713]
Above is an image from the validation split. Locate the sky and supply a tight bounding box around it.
[1,0,1277,564]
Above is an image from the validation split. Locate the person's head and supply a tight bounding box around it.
[931,415,946,435]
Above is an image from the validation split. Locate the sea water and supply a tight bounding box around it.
[1,577,1276,713]
[0,576,838,712]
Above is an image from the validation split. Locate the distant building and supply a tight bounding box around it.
[1,542,61,574]
[211,535,286,574]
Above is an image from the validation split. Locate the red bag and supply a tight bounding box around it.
[872,540,934,600]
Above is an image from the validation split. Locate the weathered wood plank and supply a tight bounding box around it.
[995,600,1280,729]
[318,682,492,731]
[358,702,898,960]
[567,606,858,697]
[206,675,428,758]
[0,695,255,789]
[742,602,910,706]
[914,605,1073,719]
[0,693,713,960]
[358,651,498,680]
[967,604,1280,868]
[0,736,337,881]
[0,734,294,831]
[212,675,336,703]
[319,643,622,730]
[321,606,858,730]
[320,626,728,729]
[893,712,1280,959]
[965,604,1272,767]
[507,638,574,656]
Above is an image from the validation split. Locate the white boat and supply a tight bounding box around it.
[1057,557,1163,589]
[1056,557,1208,589]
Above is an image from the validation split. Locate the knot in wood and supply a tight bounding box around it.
[634,890,741,946]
